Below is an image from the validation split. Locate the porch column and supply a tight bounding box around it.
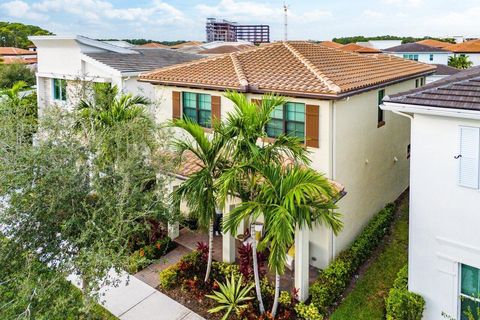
[222,204,236,263]
[167,182,179,240]
[295,226,310,302]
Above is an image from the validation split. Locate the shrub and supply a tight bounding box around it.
[295,302,323,320]
[159,265,178,289]
[311,203,396,314]
[386,265,425,320]
[127,250,150,273]
[212,261,241,283]
[238,243,267,280]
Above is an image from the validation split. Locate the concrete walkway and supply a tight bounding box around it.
[69,270,205,320]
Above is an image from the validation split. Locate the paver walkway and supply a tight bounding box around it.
[69,269,205,320]
[135,244,191,288]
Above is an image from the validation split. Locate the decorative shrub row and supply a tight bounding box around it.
[385,265,425,320]
[127,236,176,273]
[311,202,397,315]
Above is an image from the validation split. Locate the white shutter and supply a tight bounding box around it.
[458,126,480,188]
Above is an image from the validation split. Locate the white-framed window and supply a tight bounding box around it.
[403,54,419,61]
[52,78,67,101]
[459,264,480,320]
[458,126,480,189]
[429,54,434,61]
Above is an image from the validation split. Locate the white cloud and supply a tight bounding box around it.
[363,9,384,18]
[382,0,423,7]
[196,0,280,22]
[424,6,480,37]
[0,0,48,21]
[296,9,332,23]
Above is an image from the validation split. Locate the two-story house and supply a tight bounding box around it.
[382,66,480,320]
[139,41,435,299]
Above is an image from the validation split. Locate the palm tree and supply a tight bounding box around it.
[170,118,227,282]
[448,55,474,69]
[217,91,309,314]
[76,83,152,130]
[224,163,343,318]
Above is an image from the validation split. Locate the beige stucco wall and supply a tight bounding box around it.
[152,78,420,269]
[332,79,417,258]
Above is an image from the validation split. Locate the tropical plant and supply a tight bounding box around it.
[448,55,474,69]
[76,83,152,130]
[224,164,343,317]
[217,91,309,314]
[0,63,35,88]
[206,273,255,320]
[170,117,228,282]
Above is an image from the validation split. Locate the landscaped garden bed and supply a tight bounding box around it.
[158,243,322,320]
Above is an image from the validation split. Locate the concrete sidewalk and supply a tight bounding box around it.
[69,270,204,320]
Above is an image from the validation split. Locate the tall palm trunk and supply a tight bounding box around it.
[204,219,214,282]
[271,272,280,318]
[251,225,265,314]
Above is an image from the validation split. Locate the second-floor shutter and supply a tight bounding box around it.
[211,95,221,123]
[458,126,480,189]
[305,104,319,148]
[172,91,181,119]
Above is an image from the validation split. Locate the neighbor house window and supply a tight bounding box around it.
[429,54,434,61]
[407,144,411,159]
[377,89,385,126]
[266,102,305,141]
[460,264,480,320]
[53,78,67,101]
[420,77,425,86]
[415,79,420,88]
[403,54,419,61]
[182,92,212,128]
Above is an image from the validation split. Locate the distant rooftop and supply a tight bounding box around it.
[384,42,450,53]
[0,47,36,56]
[385,66,480,111]
[341,43,382,54]
[444,39,480,53]
[416,39,452,49]
[84,48,203,74]
[135,42,170,49]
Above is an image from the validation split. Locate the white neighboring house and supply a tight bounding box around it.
[382,66,480,320]
[444,39,480,67]
[384,42,451,65]
[28,35,203,112]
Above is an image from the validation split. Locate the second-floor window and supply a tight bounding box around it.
[377,89,385,126]
[266,102,305,141]
[53,78,67,101]
[182,92,212,128]
[403,54,419,61]
[429,54,434,61]
[460,264,480,320]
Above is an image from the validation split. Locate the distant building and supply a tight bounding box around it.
[357,40,402,50]
[444,39,480,66]
[384,43,451,65]
[206,18,269,44]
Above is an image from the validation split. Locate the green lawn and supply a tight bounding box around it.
[330,198,409,320]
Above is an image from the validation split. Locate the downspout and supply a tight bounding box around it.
[330,100,336,262]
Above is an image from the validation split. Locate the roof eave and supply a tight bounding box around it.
[382,101,480,120]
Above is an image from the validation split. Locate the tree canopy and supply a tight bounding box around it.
[330,35,455,45]
[0,63,36,88]
[0,22,52,48]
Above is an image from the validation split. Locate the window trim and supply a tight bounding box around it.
[266,102,306,141]
[459,263,480,320]
[182,92,212,128]
[52,78,67,101]
[429,54,434,61]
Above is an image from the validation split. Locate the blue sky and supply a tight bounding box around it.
[1,0,480,41]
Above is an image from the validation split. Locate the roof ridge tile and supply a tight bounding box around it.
[283,41,341,93]
[230,53,249,87]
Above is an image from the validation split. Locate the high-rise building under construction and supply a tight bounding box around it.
[206,18,270,44]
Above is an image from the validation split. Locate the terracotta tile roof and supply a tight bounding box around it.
[170,41,204,49]
[175,150,345,196]
[0,47,36,56]
[140,41,435,98]
[0,57,36,64]
[136,42,169,49]
[444,39,480,53]
[340,43,382,54]
[416,39,452,49]
[319,41,343,49]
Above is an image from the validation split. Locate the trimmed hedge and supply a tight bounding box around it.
[386,265,425,320]
[311,203,396,315]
